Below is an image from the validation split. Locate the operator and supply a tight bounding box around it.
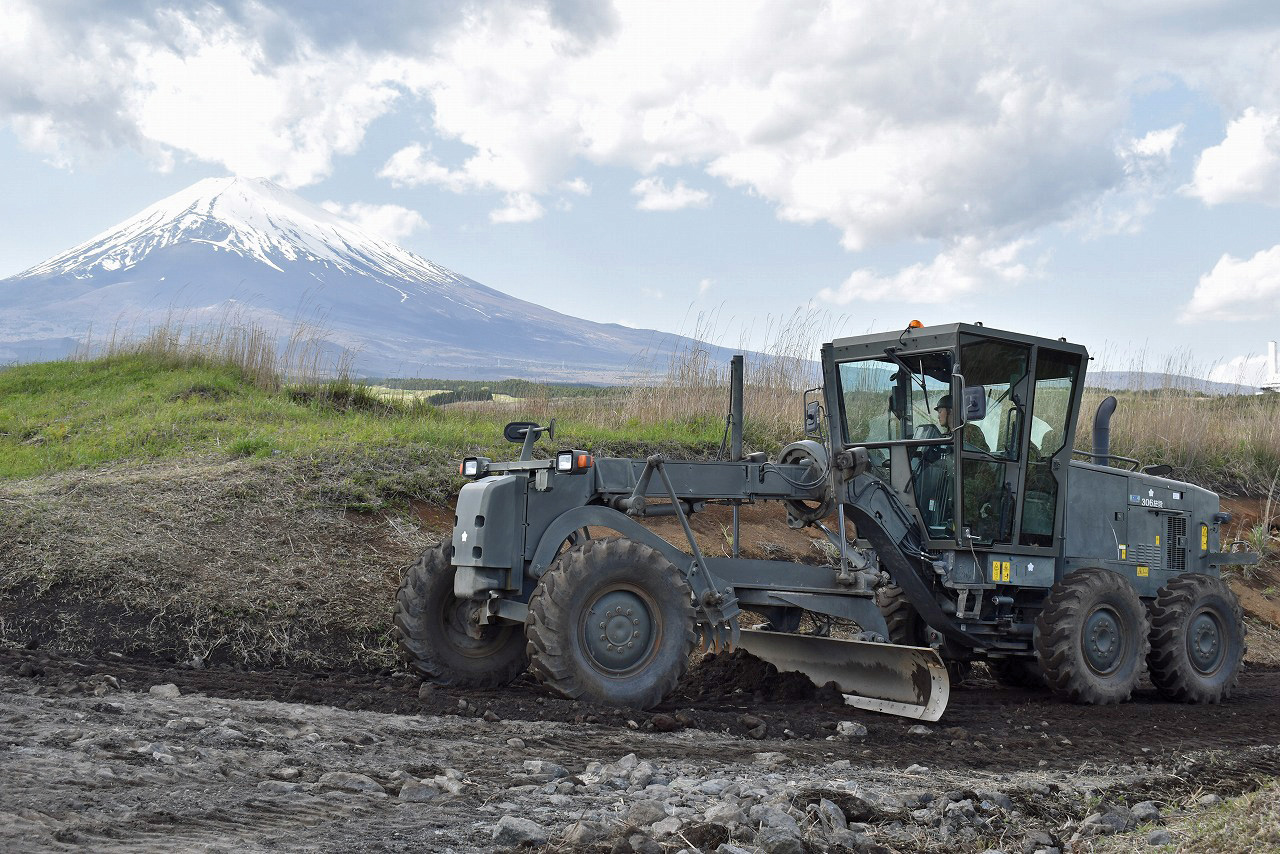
[934,395,989,453]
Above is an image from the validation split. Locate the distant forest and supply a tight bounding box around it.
[366,377,625,404]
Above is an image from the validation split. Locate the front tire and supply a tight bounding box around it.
[394,543,528,687]
[526,537,696,709]
[1034,567,1149,704]
[876,584,972,685]
[1148,574,1245,703]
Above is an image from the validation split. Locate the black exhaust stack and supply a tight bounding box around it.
[1092,395,1117,466]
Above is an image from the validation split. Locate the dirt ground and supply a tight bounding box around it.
[4,461,1280,852]
[4,645,1280,853]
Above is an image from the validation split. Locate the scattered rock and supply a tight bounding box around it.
[257,780,302,794]
[747,724,768,739]
[627,833,663,854]
[561,820,603,845]
[650,713,680,732]
[271,767,302,780]
[705,803,748,826]
[483,709,501,722]
[907,724,931,736]
[16,661,43,678]
[492,815,548,846]
[904,764,929,774]
[317,771,385,795]
[748,803,801,834]
[417,683,435,699]
[752,752,787,767]
[1147,828,1173,845]
[506,737,526,749]
[522,760,569,782]
[1131,801,1162,823]
[398,780,441,802]
[149,683,181,699]
[811,797,847,831]
[836,720,868,738]
[1197,793,1221,807]
[651,816,682,837]
[755,827,805,854]
[626,799,668,827]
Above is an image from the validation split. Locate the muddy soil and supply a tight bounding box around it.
[5,646,1280,853]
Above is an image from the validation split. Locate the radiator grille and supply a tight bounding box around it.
[1166,514,1188,573]
[1133,543,1162,569]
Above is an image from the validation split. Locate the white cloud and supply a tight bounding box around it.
[561,177,591,195]
[489,192,545,224]
[12,0,1280,294]
[818,238,1034,305]
[1070,124,1184,238]
[698,278,713,296]
[319,201,428,241]
[1182,244,1280,321]
[631,177,711,211]
[1207,352,1270,387]
[1185,109,1280,206]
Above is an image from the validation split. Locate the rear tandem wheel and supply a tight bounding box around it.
[526,537,697,709]
[1147,573,1246,703]
[1034,567,1149,704]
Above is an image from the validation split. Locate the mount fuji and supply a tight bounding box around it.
[0,177,721,381]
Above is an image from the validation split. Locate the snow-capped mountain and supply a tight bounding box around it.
[0,177,717,380]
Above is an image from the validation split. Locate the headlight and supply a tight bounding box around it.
[555,450,592,474]
[459,457,490,478]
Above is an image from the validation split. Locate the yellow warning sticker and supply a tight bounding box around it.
[1201,526,1209,551]
[1001,561,1011,582]
[1119,544,1127,560]
[1137,565,1149,577]
[1155,534,1161,546]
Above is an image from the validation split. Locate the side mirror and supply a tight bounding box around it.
[961,384,987,423]
[504,421,539,443]
[804,400,822,437]
[1142,464,1173,477]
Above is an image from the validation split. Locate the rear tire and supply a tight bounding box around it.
[526,537,696,709]
[394,543,528,687]
[1034,568,1149,704]
[1148,574,1245,703]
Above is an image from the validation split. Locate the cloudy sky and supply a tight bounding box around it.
[3,0,1280,382]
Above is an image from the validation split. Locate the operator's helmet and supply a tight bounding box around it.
[935,395,952,411]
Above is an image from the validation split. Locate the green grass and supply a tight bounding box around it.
[0,353,725,487]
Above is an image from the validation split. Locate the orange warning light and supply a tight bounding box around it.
[908,319,923,328]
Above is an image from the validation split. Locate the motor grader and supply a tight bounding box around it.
[394,322,1252,720]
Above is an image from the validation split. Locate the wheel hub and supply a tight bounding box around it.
[1187,609,1224,675]
[1082,606,1125,675]
[583,587,655,673]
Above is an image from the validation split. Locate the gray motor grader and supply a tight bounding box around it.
[394,321,1253,719]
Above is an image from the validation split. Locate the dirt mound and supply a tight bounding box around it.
[676,648,841,705]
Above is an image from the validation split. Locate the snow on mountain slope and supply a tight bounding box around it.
[0,177,714,380]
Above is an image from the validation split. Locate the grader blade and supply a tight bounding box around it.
[737,629,950,721]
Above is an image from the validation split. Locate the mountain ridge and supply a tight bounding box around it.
[0,177,723,381]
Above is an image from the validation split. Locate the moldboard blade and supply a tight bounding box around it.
[736,629,950,721]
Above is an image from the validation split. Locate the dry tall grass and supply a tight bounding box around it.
[75,307,349,392]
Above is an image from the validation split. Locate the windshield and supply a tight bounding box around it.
[839,351,953,445]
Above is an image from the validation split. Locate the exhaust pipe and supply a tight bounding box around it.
[1092,395,1117,466]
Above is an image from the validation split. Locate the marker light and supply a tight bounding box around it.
[460,457,491,478]
[555,450,593,474]
[908,319,923,328]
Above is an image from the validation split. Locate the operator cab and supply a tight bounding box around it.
[823,323,1087,557]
